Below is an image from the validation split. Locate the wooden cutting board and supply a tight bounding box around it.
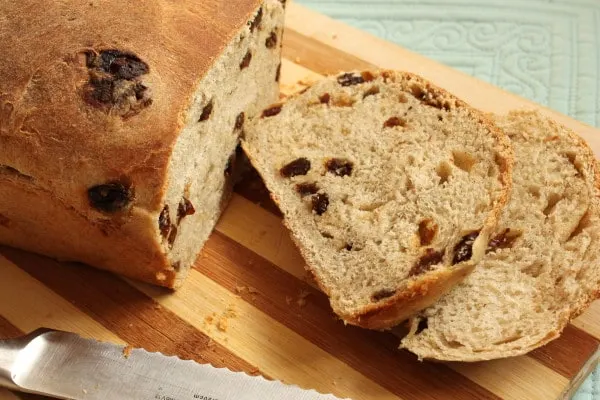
[2,2,600,400]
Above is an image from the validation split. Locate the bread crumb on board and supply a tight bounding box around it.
[218,316,228,332]
[233,285,259,301]
[234,285,246,295]
[204,313,216,326]
[297,290,311,307]
[205,304,238,333]
[122,345,133,358]
[248,366,261,376]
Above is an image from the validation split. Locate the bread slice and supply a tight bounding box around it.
[242,70,513,329]
[401,110,600,361]
[0,0,285,288]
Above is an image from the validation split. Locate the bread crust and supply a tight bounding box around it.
[243,70,514,330]
[0,149,238,288]
[0,0,265,286]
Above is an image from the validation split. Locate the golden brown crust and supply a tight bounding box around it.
[344,265,475,330]
[0,0,261,212]
[243,69,514,330]
[0,173,177,287]
[0,147,241,289]
[0,0,267,287]
[552,115,600,321]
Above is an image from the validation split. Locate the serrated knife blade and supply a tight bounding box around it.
[0,328,347,400]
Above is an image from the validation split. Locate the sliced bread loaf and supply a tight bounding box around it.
[401,110,600,361]
[242,70,513,329]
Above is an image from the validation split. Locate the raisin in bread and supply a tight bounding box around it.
[401,110,600,361]
[0,0,285,288]
[242,70,514,329]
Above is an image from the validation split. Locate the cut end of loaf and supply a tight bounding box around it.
[156,0,285,288]
[243,69,513,329]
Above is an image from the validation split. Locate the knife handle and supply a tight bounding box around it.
[0,329,53,390]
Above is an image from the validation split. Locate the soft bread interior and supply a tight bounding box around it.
[401,110,600,361]
[243,71,512,326]
[161,0,284,286]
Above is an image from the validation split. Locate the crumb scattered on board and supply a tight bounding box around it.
[297,290,311,307]
[122,345,133,358]
[204,304,238,333]
[234,285,259,300]
[218,317,228,332]
[204,313,216,326]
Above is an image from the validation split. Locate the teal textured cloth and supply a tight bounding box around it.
[295,0,600,398]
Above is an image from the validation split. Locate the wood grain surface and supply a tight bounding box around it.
[2,2,600,400]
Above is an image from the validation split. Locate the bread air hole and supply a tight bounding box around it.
[436,161,452,185]
[320,231,333,239]
[371,288,396,302]
[567,210,592,242]
[415,318,428,334]
[265,31,278,48]
[528,186,541,198]
[240,50,252,70]
[199,100,213,122]
[564,151,584,177]
[172,261,181,272]
[522,260,544,278]
[492,333,522,345]
[410,84,426,100]
[452,150,477,173]
[358,200,386,212]
[340,241,362,252]
[543,192,563,216]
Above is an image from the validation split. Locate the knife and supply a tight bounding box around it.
[0,328,346,400]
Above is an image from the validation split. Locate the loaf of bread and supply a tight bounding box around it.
[401,110,600,361]
[0,0,285,288]
[242,70,514,329]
